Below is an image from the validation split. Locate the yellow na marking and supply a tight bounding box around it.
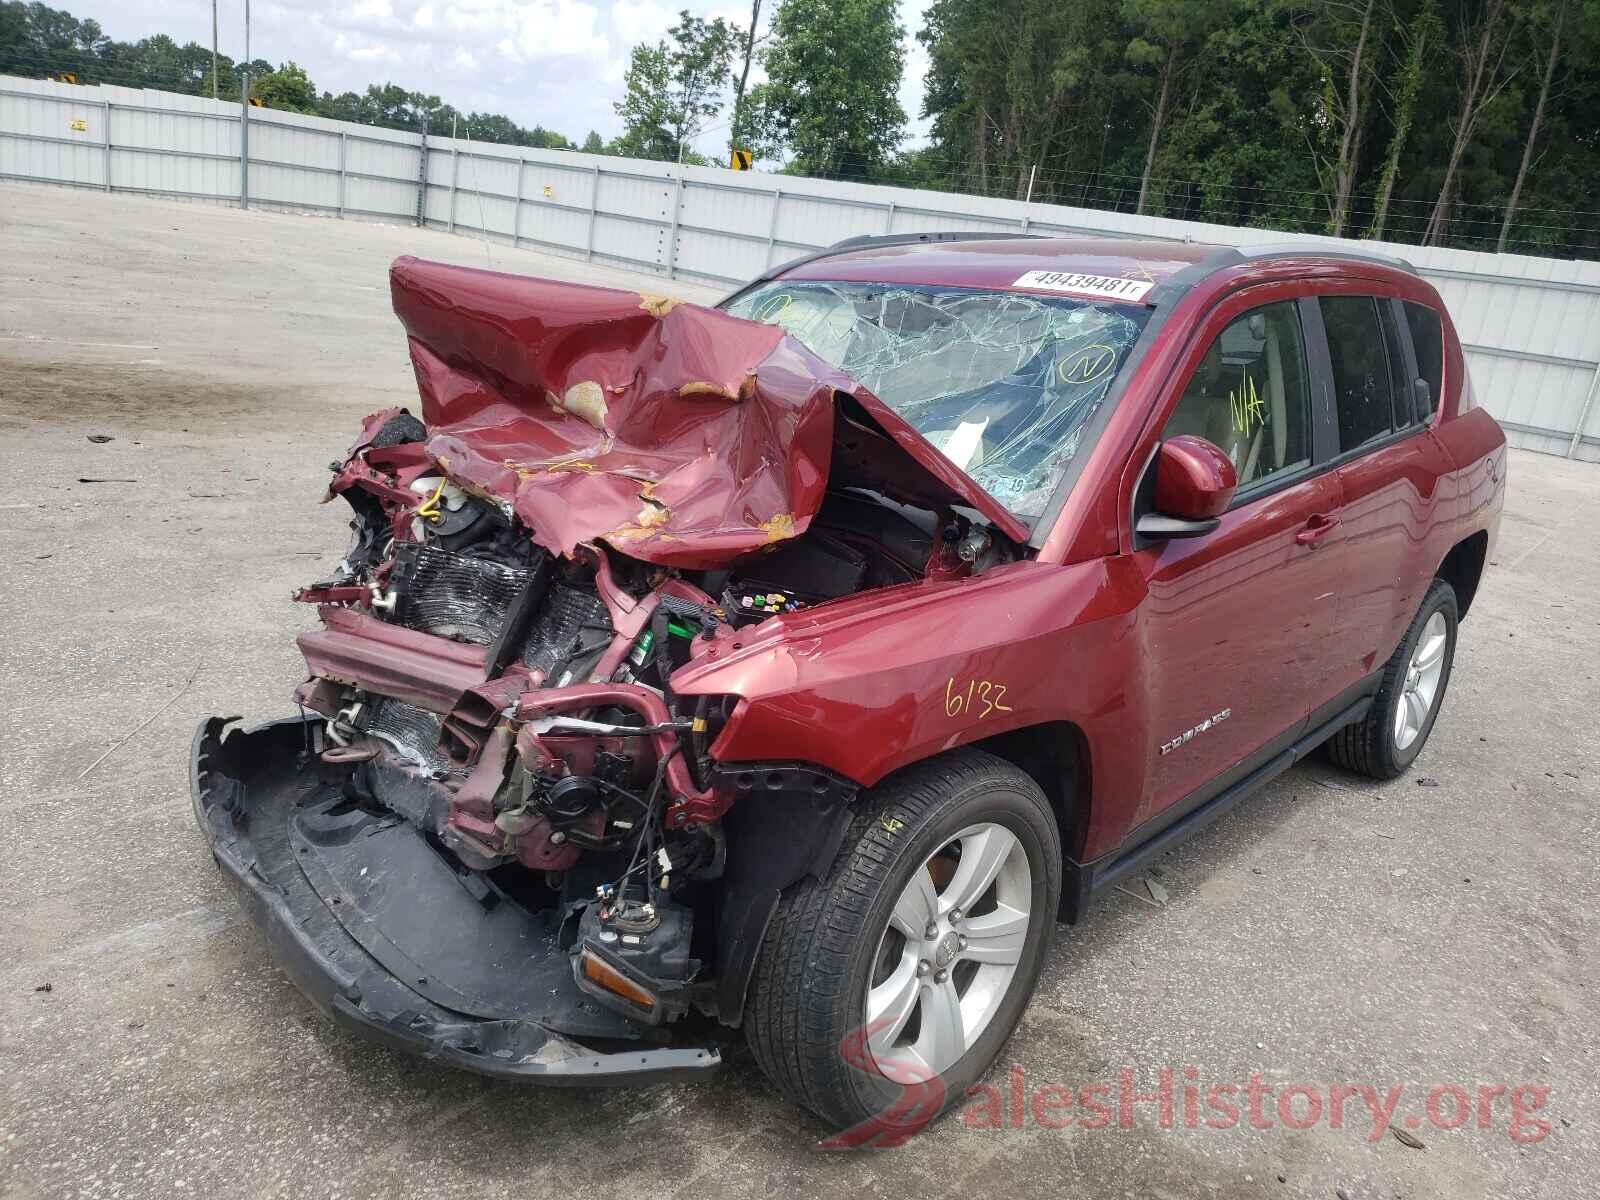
[1229,371,1265,434]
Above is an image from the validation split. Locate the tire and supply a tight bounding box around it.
[1326,579,1458,780]
[743,749,1061,1132]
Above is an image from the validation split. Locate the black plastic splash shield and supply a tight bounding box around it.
[288,789,638,1039]
[190,714,721,1084]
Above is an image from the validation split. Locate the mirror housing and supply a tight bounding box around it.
[1136,436,1237,540]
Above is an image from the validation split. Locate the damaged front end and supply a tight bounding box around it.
[192,258,1028,1081]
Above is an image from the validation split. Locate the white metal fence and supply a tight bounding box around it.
[4,73,1598,463]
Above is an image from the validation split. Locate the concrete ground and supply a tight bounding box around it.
[0,182,1594,1200]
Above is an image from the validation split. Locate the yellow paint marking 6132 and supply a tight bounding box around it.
[944,677,1013,720]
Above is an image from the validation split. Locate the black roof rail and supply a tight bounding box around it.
[718,230,1054,306]
[826,230,1053,253]
[1236,240,1418,274]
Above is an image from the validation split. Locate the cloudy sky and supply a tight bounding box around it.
[65,0,934,155]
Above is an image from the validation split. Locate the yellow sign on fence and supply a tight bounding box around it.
[730,149,752,171]
[69,118,87,132]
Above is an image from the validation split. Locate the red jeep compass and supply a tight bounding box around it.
[192,233,1505,1130]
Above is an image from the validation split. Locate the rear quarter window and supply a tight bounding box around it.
[1404,302,1444,418]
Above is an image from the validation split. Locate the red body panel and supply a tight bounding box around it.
[676,247,1507,866]
[388,257,1026,567]
[672,558,1150,859]
[1132,470,1346,822]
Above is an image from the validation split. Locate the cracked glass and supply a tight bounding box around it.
[726,281,1149,520]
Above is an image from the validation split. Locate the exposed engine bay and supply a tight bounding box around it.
[256,258,1026,1038]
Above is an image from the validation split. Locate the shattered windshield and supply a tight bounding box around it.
[726,281,1149,520]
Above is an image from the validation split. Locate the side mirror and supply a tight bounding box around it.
[1136,435,1237,539]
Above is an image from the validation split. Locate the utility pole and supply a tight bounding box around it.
[239,0,251,209]
[211,0,219,99]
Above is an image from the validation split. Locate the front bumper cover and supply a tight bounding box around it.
[190,714,721,1084]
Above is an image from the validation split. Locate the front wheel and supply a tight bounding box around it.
[743,749,1061,1132]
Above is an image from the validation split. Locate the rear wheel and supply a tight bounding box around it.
[743,750,1060,1131]
[1326,579,1458,779]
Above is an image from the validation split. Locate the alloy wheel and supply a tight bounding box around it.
[1395,611,1448,751]
[865,822,1032,1078]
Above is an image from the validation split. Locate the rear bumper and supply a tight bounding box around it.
[190,714,721,1085]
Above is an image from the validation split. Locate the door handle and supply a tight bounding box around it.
[1295,513,1341,547]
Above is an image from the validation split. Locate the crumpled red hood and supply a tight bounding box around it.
[390,257,1027,568]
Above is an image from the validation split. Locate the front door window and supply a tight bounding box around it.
[1160,301,1313,496]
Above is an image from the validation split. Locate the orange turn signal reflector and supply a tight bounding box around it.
[580,950,655,1010]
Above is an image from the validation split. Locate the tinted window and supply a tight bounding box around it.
[1321,296,1396,451]
[1379,302,1414,428]
[1404,302,1444,418]
[1162,301,1312,494]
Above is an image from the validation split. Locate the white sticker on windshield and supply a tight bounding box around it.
[1012,270,1154,303]
[933,419,989,471]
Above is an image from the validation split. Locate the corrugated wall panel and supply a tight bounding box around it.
[678,180,773,242]
[590,211,668,275]
[596,168,676,228]
[1466,354,1589,434]
[0,133,101,187]
[773,192,886,249]
[110,146,236,200]
[422,182,451,226]
[452,190,518,241]
[344,134,419,189]
[249,160,338,211]
[674,226,759,284]
[516,199,590,255]
[454,151,519,201]
[249,119,340,172]
[342,174,415,221]
[519,157,595,210]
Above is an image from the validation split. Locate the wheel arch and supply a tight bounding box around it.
[970,720,1093,865]
[1437,530,1488,619]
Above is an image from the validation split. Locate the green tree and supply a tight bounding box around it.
[1368,0,1442,239]
[1284,0,1391,236]
[253,61,316,113]
[581,129,606,154]
[729,0,765,153]
[1421,0,1521,244]
[752,0,906,176]
[1122,0,1233,214]
[317,90,364,123]
[614,11,737,161]
[0,0,107,78]
[1495,0,1579,250]
[613,41,674,158]
[921,0,1196,205]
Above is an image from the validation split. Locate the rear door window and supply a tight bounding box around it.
[1320,296,1397,452]
[1404,302,1444,419]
